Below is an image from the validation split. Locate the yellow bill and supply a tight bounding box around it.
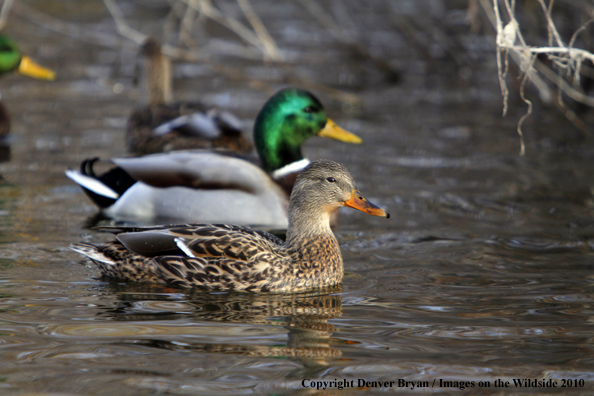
[18,56,55,81]
[318,118,362,144]
[344,189,389,218]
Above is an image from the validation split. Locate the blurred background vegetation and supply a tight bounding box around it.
[1,0,593,151]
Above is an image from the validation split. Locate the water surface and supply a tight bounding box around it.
[1,1,594,394]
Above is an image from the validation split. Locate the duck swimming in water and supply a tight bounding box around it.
[126,37,251,155]
[70,159,389,293]
[0,35,55,138]
[66,88,361,228]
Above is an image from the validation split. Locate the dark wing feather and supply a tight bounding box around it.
[93,224,191,234]
[116,230,185,257]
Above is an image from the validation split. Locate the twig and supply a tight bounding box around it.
[300,0,400,82]
[489,0,594,121]
[12,2,124,48]
[236,0,282,61]
[0,0,14,31]
[501,45,594,64]
[533,57,594,106]
[516,54,538,156]
[179,0,199,46]
[185,0,278,60]
[103,0,147,45]
[493,0,510,116]
[509,49,553,103]
[536,0,565,48]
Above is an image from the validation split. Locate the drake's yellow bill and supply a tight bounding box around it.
[18,56,56,81]
[318,119,362,144]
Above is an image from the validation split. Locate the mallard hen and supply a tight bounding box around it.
[70,159,389,293]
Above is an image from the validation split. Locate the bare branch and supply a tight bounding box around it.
[536,0,565,47]
[493,0,510,116]
[12,2,123,48]
[102,0,147,44]
[0,0,15,31]
[236,0,282,61]
[182,0,280,61]
[517,54,538,156]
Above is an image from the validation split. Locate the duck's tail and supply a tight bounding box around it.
[70,242,116,266]
[65,158,136,208]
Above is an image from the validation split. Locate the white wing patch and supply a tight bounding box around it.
[70,244,116,266]
[175,238,196,258]
[65,170,120,199]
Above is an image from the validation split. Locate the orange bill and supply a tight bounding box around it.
[18,56,56,81]
[318,118,362,144]
[344,189,390,218]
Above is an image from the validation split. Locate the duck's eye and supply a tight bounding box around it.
[326,177,336,183]
[0,45,12,53]
[303,106,318,114]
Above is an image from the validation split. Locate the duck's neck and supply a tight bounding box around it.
[143,52,172,106]
[286,204,336,247]
[257,133,305,173]
[286,206,343,287]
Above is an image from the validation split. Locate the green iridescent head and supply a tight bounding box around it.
[0,36,22,74]
[254,88,361,173]
[0,35,55,79]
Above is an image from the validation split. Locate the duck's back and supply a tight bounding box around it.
[103,151,290,229]
[126,102,252,155]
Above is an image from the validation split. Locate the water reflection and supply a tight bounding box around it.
[76,282,344,361]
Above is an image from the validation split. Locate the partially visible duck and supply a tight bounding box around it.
[0,35,55,138]
[66,88,362,229]
[126,37,251,155]
[70,159,389,293]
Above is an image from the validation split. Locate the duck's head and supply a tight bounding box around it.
[0,35,55,80]
[254,88,361,173]
[287,159,389,240]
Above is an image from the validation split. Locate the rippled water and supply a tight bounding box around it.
[1,1,594,394]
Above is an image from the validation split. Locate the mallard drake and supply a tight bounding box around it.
[70,159,389,293]
[66,87,362,229]
[126,37,251,155]
[0,35,55,137]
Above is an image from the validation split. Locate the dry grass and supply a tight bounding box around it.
[482,0,594,153]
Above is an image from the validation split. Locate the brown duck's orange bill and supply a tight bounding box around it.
[318,118,362,144]
[18,56,56,81]
[344,190,390,218]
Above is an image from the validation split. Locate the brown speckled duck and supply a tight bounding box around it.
[70,159,389,293]
[126,37,252,155]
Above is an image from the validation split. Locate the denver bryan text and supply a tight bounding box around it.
[301,379,430,390]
